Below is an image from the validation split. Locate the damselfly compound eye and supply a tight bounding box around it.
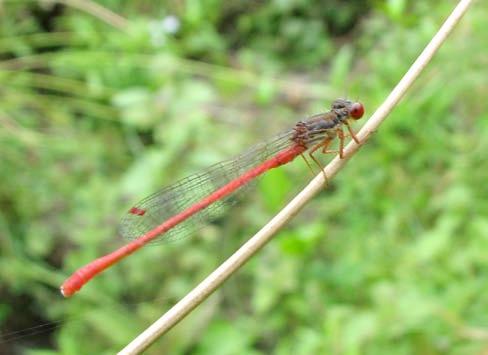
[350,102,364,120]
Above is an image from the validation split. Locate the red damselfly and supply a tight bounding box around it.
[61,99,364,297]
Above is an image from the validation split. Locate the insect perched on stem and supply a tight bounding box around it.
[60,99,364,297]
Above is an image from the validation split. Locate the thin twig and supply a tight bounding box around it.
[119,0,473,353]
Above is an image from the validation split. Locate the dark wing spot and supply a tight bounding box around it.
[129,207,146,216]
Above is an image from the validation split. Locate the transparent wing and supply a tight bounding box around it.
[119,130,295,244]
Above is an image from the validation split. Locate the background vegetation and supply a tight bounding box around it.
[0,1,487,354]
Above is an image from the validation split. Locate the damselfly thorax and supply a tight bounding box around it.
[292,98,364,159]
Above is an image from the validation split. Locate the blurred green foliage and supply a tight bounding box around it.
[1,1,487,354]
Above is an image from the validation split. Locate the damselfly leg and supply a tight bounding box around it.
[344,121,360,144]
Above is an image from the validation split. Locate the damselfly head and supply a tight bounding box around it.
[331,99,365,120]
